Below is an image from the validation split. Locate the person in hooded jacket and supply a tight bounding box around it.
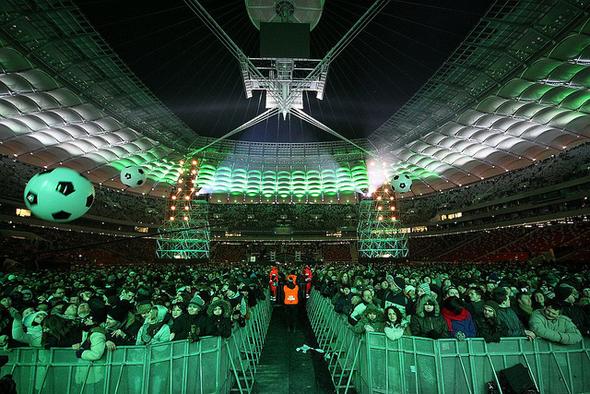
[11,309,47,347]
[475,301,506,343]
[352,304,384,335]
[136,305,170,345]
[410,294,449,339]
[441,296,477,339]
[204,299,232,338]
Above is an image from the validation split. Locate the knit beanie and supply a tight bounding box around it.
[108,305,129,323]
[189,293,205,307]
[555,285,574,302]
[404,285,416,294]
[418,283,431,295]
[391,277,405,291]
[483,300,500,315]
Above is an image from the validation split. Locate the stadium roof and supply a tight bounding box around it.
[0,0,590,198]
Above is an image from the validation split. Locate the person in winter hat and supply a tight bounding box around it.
[204,300,232,338]
[475,301,505,343]
[416,283,431,298]
[410,294,449,339]
[136,305,170,345]
[104,303,141,349]
[352,304,384,335]
[555,285,590,337]
[383,276,408,315]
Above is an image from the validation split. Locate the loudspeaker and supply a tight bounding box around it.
[498,363,538,394]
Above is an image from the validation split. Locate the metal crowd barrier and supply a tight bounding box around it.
[307,290,590,394]
[0,297,272,394]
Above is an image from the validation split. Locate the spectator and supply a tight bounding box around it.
[383,276,408,314]
[349,289,376,326]
[493,288,535,340]
[441,296,476,339]
[475,301,505,343]
[42,315,77,348]
[555,285,590,337]
[12,310,46,347]
[332,285,352,315]
[73,311,107,361]
[466,287,485,319]
[204,300,232,338]
[410,294,449,339]
[383,306,406,341]
[136,305,170,345]
[352,304,384,335]
[529,299,582,345]
[514,292,534,329]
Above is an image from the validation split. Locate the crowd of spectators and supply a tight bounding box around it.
[0,262,267,362]
[409,221,590,262]
[0,223,156,267]
[314,260,590,345]
[400,143,590,225]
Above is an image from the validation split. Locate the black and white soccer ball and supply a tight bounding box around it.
[23,167,95,222]
[392,173,412,193]
[120,166,146,187]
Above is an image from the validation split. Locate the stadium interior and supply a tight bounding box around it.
[0,1,590,393]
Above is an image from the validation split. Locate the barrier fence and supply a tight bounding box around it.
[0,296,272,394]
[307,291,590,394]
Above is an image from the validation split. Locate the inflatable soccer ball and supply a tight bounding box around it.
[392,173,412,193]
[24,167,95,222]
[120,166,146,187]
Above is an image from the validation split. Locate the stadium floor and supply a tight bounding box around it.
[252,302,335,394]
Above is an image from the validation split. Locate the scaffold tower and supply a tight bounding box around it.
[357,184,408,258]
[156,160,210,259]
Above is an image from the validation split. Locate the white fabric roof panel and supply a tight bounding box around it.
[0,45,182,195]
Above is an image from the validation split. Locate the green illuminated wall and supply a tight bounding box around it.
[194,161,369,199]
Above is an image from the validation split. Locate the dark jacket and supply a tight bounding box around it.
[496,307,525,337]
[466,300,485,320]
[204,300,232,338]
[171,312,207,341]
[475,316,505,343]
[410,295,449,339]
[561,303,590,337]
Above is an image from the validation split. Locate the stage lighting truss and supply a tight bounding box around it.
[241,58,328,111]
[183,0,389,158]
[357,183,408,259]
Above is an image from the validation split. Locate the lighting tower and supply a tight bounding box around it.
[156,159,210,259]
[357,183,408,258]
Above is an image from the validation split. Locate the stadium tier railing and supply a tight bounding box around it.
[0,296,272,394]
[307,291,590,394]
